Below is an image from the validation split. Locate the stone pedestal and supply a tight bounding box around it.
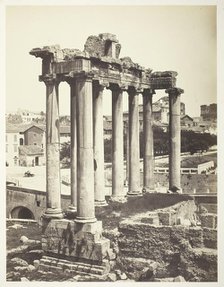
[166,88,184,192]
[127,88,141,196]
[143,89,155,193]
[93,81,107,206]
[43,76,63,219]
[42,218,111,263]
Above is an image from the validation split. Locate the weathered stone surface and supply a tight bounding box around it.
[33,259,40,268]
[107,272,117,281]
[140,212,159,225]
[20,235,29,243]
[173,275,186,282]
[186,227,204,248]
[42,219,110,263]
[28,264,36,271]
[11,257,28,266]
[203,228,217,249]
[117,256,158,280]
[200,213,217,229]
[14,266,28,271]
[20,277,29,281]
[84,33,121,59]
[158,211,176,226]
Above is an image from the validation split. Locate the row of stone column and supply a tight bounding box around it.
[42,73,183,223]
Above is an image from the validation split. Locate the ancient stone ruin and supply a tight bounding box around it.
[26,33,216,281]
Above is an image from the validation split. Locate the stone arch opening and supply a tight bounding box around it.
[11,206,35,220]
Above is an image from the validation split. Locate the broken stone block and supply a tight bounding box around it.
[14,266,28,271]
[200,213,217,229]
[41,219,110,263]
[173,275,186,282]
[107,248,116,260]
[108,272,117,282]
[11,257,28,267]
[119,273,128,280]
[203,228,217,249]
[28,264,36,271]
[33,260,40,268]
[141,213,159,225]
[158,211,176,226]
[20,277,29,282]
[20,235,29,243]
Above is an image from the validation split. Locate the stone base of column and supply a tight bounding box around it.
[65,206,77,219]
[110,195,127,203]
[167,188,182,194]
[41,219,112,264]
[75,216,97,224]
[95,200,108,207]
[143,187,156,193]
[42,208,64,219]
[127,191,142,197]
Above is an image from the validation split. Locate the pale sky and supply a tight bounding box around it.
[6,5,216,117]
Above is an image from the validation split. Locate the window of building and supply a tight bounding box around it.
[14,134,17,142]
[6,135,7,142]
[14,144,18,152]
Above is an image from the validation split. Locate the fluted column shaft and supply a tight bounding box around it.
[75,74,96,223]
[127,88,140,195]
[111,85,124,199]
[43,76,63,218]
[93,81,107,206]
[143,89,155,192]
[166,88,184,191]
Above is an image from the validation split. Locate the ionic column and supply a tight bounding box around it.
[143,89,155,192]
[111,84,125,199]
[68,78,77,214]
[127,87,141,196]
[43,75,63,218]
[166,88,184,192]
[93,81,107,206]
[75,73,96,223]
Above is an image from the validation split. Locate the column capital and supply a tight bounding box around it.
[108,82,128,92]
[39,74,59,86]
[69,71,95,82]
[142,88,156,96]
[93,79,109,90]
[165,87,184,96]
[128,86,143,95]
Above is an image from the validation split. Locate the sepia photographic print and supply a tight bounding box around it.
[1,0,224,285]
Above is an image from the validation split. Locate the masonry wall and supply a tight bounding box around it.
[6,186,71,220]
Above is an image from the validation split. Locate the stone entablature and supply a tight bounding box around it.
[30,33,177,91]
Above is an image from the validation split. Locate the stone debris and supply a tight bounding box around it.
[107,272,117,282]
[20,235,29,243]
[21,277,29,281]
[8,224,25,229]
[28,264,36,271]
[33,259,40,268]
[14,266,29,271]
[11,257,28,266]
[28,249,43,254]
[173,275,186,282]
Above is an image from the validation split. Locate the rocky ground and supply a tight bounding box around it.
[6,193,217,282]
